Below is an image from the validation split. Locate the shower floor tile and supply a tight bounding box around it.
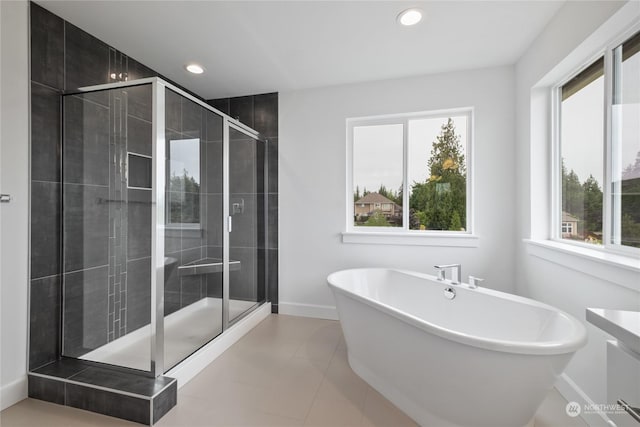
[3,314,588,427]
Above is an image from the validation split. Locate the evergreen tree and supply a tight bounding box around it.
[621,151,640,247]
[377,184,401,205]
[582,174,603,237]
[169,169,200,223]
[561,161,584,219]
[409,118,466,230]
[621,213,640,248]
[449,211,462,231]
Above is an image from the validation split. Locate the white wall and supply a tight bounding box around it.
[0,0,30,411]
[515,1,639,425]
[279,66,516,318]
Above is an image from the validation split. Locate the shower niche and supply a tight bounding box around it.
[60,77,267,376]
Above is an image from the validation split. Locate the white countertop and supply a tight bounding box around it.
[587,308,640,355]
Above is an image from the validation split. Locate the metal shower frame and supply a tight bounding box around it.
[64,77,268,377]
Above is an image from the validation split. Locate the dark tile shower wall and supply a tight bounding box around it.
[29,1,279,372]
[208,93,279,312]
[60,84,154,357]
[227,128,266,303]
[29,2,151,369]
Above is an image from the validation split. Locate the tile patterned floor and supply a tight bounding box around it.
[1,314,588,426]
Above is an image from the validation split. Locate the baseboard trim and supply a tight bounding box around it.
[1,375,27,411]
[166,302,271,388]
[278,302,339,320]
[555,373,614,427]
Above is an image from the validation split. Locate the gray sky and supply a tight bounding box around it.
[561,52,639,186]
[353,124,403,194]
[169,138,200,184]
[561,75,604,184]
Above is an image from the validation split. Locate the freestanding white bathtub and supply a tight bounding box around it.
[327,268,587,427]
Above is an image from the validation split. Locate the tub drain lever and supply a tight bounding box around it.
[443,287,456,300]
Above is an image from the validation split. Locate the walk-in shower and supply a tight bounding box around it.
[60,77,267,376]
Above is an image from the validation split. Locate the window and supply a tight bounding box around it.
[555,29,640,251]
[168,138,201,226]
[348,109,472,233]
[612,30,640,249]
[559,57,604,244]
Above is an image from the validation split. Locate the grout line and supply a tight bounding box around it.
[62,264,109,276]
[295,322,341,425]
[30,273,61,282]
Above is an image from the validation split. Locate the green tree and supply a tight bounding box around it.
[396,185,403,206]
[354,185,361,202]
[449,211,462,231]
[409,118,466,230]
[377,184,401,205]
[169,169,200,223]
[621,213,640,248]
[582,174,603,237]
[409,208,422,229]
[621,152,640,247]
[561,161,583,220]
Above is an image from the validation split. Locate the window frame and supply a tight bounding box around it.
[345,107,474,236]
[551,24,640,257]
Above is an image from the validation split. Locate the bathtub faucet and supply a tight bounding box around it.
[434,264,461,284]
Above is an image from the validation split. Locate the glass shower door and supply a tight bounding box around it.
[60,78,268,377]
[227,126,266,325]
[162,88,225,370]
[61,83,154,372]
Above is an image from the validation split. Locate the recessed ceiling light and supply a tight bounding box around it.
[397,8,423,26]
[185,63,204,74]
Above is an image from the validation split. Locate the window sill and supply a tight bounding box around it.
[342,231,479,247]
[524,239,640,292]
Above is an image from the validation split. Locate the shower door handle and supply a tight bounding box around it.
[228,216,233,232]
[0,194,11,203]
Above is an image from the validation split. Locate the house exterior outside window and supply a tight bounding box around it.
[354,192,401,222]
[561,211,579,238]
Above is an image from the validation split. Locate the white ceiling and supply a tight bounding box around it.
[39,0,565,99]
